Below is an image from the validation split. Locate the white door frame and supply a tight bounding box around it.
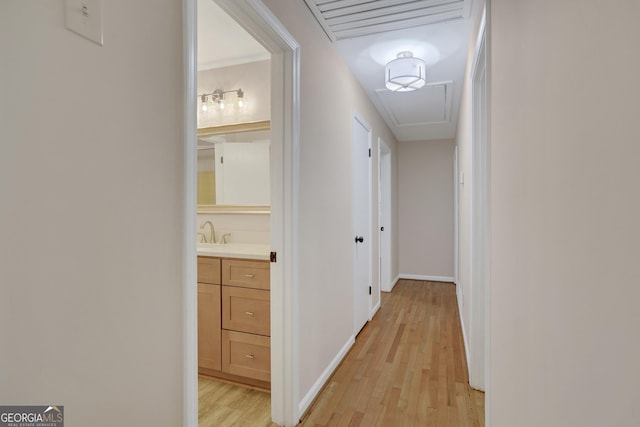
[182,1,301,426]
[378,138,392,293]
[469,6,488,394]
[454,145,459,285]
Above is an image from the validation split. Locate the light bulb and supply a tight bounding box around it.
[200,94,208,112]
[236,89,244,109]
[201,103,208,112]
[219,100,225,110]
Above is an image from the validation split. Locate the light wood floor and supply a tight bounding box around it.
[199,376,275,426]
[300,280,484,426]
[199,279,484,426]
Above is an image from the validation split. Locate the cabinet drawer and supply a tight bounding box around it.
[221,330,270,382]
[222,286,270,336]
[221,259,269,290]
[198,256,221,284]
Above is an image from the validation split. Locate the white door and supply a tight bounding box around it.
[378,139,392,292]
[352,113,371,335]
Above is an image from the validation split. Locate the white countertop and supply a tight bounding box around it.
[197,243,271,261]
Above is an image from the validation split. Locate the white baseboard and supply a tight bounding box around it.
[298,335,355,418]
[370,300,381,319]
[456,284,471,372]
[386,275,400,292]
[398,274,455,283]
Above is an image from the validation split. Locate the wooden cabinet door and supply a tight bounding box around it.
[198,283,221,371]
[197,256,221,284]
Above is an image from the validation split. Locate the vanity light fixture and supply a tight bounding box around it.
[198,88,245,112]
[385,51,426,92]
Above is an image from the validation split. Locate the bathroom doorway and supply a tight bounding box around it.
[185,0,300,426]
[196,0,273,422]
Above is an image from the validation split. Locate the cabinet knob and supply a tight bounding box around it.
[244,311,255,316]
[244,274,254,278]
[245,354,255,359]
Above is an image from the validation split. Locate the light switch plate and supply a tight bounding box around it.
[64,0,103,46]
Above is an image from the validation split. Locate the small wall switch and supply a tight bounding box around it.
[64,0,103,46]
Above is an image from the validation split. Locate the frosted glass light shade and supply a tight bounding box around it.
[385,51,426,92]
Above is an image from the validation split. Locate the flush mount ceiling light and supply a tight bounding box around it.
[198,88,245,112]
[385,51,426,92]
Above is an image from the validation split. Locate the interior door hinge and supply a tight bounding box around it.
[220,156,224,164]
[369,286,372,295]
[270,251,277,263]
[368,148,371,157]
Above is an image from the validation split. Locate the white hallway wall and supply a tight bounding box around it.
[398,140,455,280]
[0,1,183,426]
[261,0,399,414]
[490,1,640,425]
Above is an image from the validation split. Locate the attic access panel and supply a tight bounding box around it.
[304,0,472,41]
[375,81,452,126]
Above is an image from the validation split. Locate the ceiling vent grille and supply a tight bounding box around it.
[304,0,472,41]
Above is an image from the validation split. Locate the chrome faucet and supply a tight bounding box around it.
[200,221,216,243]
[220,233,231,244]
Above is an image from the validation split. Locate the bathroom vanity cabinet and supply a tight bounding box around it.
[197,255,270,390]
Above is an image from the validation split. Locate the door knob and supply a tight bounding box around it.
[355,236,364,243]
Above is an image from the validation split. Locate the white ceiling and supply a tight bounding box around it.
[197,0,269,71]
[199,0,475,141]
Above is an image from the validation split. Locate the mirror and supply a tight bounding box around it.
[198,121,270,213]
